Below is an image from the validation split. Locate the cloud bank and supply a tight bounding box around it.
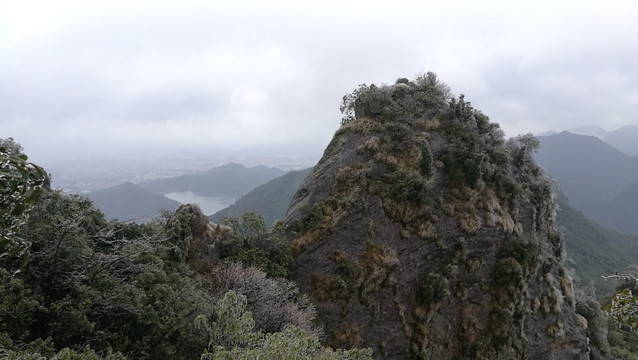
[1,1,637,165]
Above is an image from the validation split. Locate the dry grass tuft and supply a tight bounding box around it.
[312,273,350,303]
[357,242,399,306]
[459,212,481,234]
[329,322,361,349]
[417,221,437,240]
[336,117,383,136]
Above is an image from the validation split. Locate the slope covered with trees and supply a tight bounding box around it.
[0,140,372,359]
[535,132,638,236]
[210,167,312,226]
[555,191,638,295]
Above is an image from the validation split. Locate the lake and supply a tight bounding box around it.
[164,191,236,216]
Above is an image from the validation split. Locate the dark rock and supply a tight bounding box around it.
[284,76,598,359]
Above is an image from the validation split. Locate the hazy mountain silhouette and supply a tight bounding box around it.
[536,131,638,236]
[88,182,180,221]
[140,162,285,196]
[604,124,638,156]
[568,124,610,139]
[567,123,638,156]
[209,167,312,226]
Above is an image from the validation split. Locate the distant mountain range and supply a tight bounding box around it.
[566,123,638,156]
[536,131,638,236]
[140,162,286,196]
[209,167,312,226]
[88,182,180,221]
[89,163,287,221]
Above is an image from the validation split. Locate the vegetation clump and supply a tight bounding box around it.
[220,211,293,278]
[419,272,450,305]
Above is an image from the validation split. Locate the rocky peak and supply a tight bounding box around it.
[284,74,595,359]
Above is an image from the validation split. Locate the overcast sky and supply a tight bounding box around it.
[2,0,637,167]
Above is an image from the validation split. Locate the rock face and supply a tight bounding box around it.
[283,74,595,359]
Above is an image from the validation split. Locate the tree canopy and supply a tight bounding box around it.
[1,138,46,265]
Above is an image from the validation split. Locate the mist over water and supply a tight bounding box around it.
[164,191,235,216]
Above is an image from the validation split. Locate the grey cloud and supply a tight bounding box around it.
[2,1,638,165]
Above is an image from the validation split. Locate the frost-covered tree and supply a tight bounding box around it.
[1,138,46,265]
[197,291,373,359]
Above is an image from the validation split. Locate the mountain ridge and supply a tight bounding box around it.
[140,162,286,196]
[209,167,312,226]
[88,182,180,221]
[535,131,638,235]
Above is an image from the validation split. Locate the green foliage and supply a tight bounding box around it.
[0,268,44,341]
[493,257,523,286]
[574,284,611,356]
[387,170,428,205]
[1,191,212,359]
[419,273,449,305]
[220,211,293,278]
[339,72,450,127]
[497,237,539,270]
[1,140,46,264]
[0,175,355,359]
[440,95,508,189]
[0,335,126,360]
[419,143,433,178]
[200,291,260,351]
[335,256,358,281]
[555,191,638,295]
[299,203,325,232]
[606,289,638,334]
[164,203,209,262]
[607,322,638,359]
[210,168,313,226]
[198,291,373,359]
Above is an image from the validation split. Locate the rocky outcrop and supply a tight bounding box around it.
[284,74,597,359]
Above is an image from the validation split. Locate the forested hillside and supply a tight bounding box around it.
[555,192,638,295]
[210,167,312,226]
[536,132,638,236]
[0,141,372,359]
